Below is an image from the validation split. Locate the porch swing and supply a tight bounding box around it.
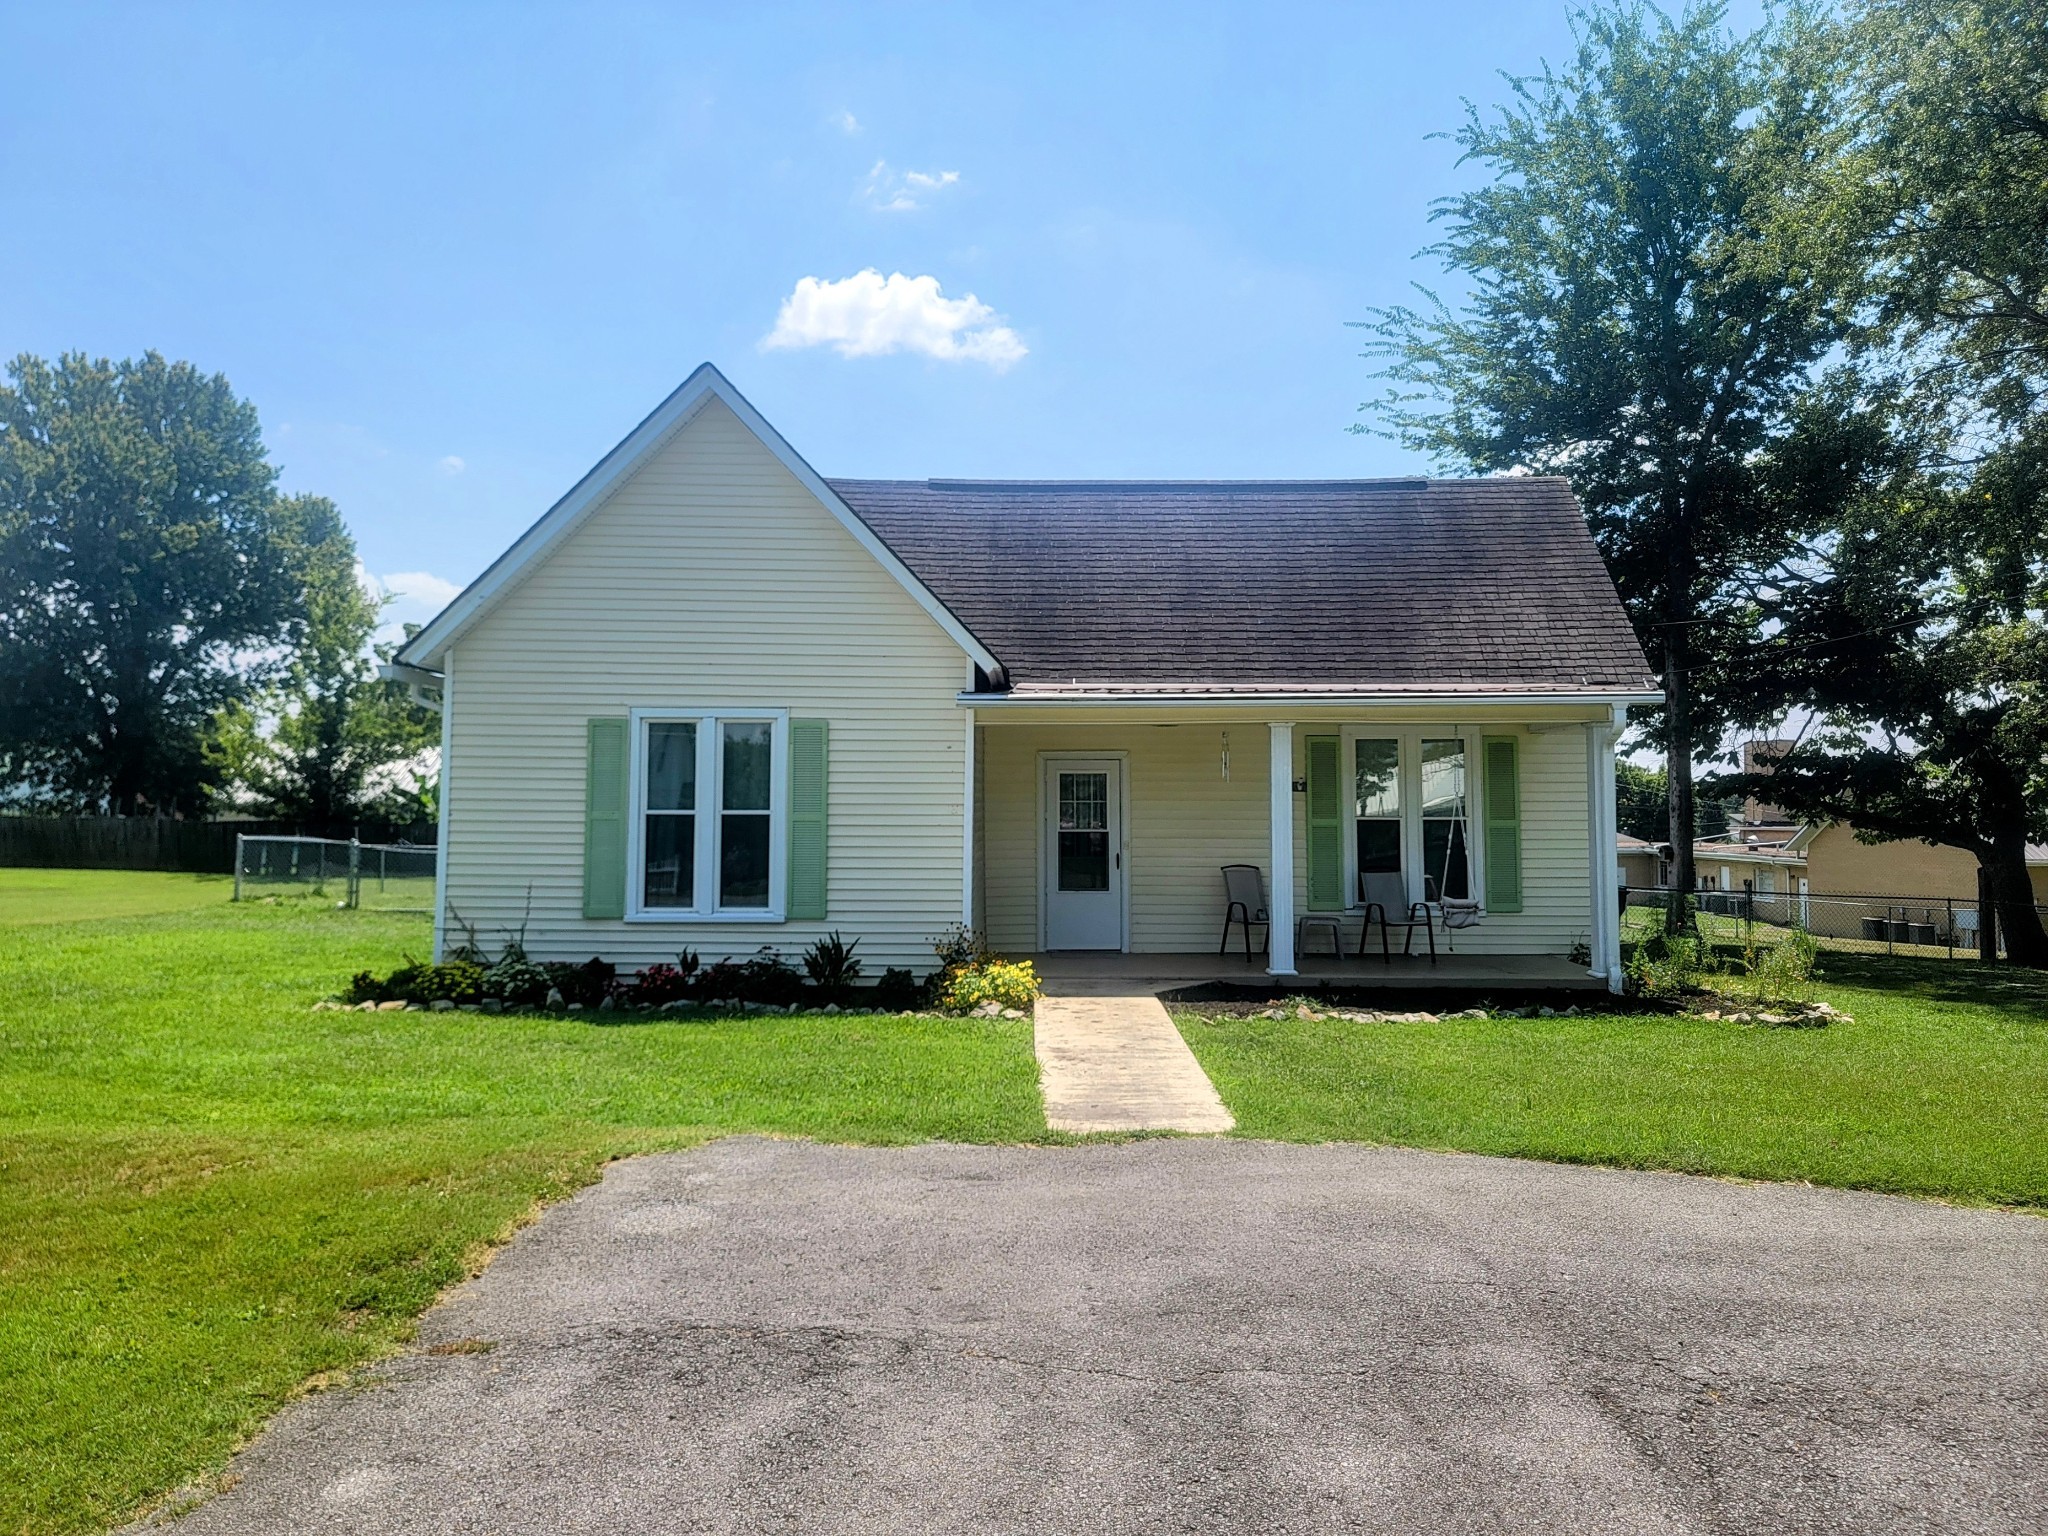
[1426,795,1485,949]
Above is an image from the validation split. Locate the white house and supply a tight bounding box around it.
[389,365,1660,991]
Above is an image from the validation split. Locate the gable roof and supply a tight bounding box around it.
[831,477,1658,697]
[394,363,1656,702]
[393,364,998,674]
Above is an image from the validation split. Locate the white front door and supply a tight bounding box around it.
[1043,759,1124,950]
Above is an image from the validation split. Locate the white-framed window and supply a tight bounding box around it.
[1345,728,1484,910]
[627,707,789,921]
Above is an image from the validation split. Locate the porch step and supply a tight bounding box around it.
[1033,993,1235,1136]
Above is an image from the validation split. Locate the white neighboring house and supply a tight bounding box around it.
[388,364,1661,990]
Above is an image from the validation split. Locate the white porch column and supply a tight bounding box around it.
[1268,722,1297,976]
[1585,711,1624,993]
[961,710,976,926]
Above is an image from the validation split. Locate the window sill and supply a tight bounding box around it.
[624,910,787,924]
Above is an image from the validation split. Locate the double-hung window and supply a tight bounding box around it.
[1346,730,1482,909]
[629,709,788,919]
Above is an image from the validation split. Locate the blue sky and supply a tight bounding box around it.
[4,1,1762,634]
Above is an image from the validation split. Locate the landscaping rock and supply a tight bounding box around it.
[430,999,456,1012]
[1538,1006,1557,1018]
[567,1002,584,1012]
[972,1000,1003,1018]
[480,998,502,1014]
[355,1000,377,1011]
[457,1003,481,1013]
[544,987,565,1009]
[822,1003,840,1015]
[1000,1007,1025,1020]
[376,999,406,1012]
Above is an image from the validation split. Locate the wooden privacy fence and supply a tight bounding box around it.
[0,815,436,873]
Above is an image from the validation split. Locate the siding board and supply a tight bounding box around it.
[444,397,969,971]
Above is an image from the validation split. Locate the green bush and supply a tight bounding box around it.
[1745,927,1819,1004]
[872,967,924,1010]
[937,959,1040,1014]
[1624,932,1719,999]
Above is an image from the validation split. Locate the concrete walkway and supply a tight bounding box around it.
[1033,983,1234,1134]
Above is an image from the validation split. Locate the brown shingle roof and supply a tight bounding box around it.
[827,476,1657,695]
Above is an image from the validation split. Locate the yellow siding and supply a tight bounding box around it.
[977,721,1596,956]
[443,396,969,970]
[1803,824,1980,900]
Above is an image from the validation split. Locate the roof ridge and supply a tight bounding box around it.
[822,476,1572,492]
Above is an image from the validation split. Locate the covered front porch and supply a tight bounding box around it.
[964,696,1634,993]
[1032,948,1607,997]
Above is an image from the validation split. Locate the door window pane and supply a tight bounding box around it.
[722,722,773,811]
[1057,772,1110,892]
[643,814,694,907]
[647,722,696,810]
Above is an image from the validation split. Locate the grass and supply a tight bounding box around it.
[0,872,1045,1535]
[9,871,2045,1532]
[1176,951,2048,1209]
[0,869,235,926]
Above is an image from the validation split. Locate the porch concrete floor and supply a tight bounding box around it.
[1033,949,1605,996]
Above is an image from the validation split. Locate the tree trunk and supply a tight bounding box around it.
[1983,836,2048,969]
[1662,638,1698,934]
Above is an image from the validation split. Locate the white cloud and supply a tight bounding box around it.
[437,454,465,475]
[863,159,960,211]
[362,567,464,647]
[761,270,1026,370]
[832,109,861,135]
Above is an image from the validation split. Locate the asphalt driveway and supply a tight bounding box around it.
[152,1139,2045,1535]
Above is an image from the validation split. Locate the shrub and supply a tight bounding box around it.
[686,948,803,1006]
[1745,927,1818,1004]
[802,932,863,1001]
[871,967,924,1011]
[1625,933,1719,999]
[937,959,1040,1014]
[738,947,804,1006]
[483,958,552,1006]
[344,958,486,1005]
[932,924,991,973]
[545,958,617,1007]
[631,961,696,1006]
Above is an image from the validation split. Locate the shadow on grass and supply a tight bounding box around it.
[1815,950,2048,1016]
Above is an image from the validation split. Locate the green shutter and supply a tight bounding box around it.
[787,719,829,920]
[583,717,628,919]
[1305,734,1343,911]
[1484,734,1522,913]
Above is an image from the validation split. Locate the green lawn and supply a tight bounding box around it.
[0,869,235,926]
[0,872,1044,1535]
[1176,953,2048,1208]
[8,871,2045,1533]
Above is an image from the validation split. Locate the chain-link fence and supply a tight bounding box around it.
[233,835,436,912]
[1621,885,2043,961]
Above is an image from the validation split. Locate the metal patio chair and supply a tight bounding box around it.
[1358,870,1437,963]
[1218,864,1271,960]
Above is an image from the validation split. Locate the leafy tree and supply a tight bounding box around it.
[1727,0,2048,965]
[0,352,300,812]
[207,501,440,827]
[1358,2,1855,927]
[1616,761,1670,843]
